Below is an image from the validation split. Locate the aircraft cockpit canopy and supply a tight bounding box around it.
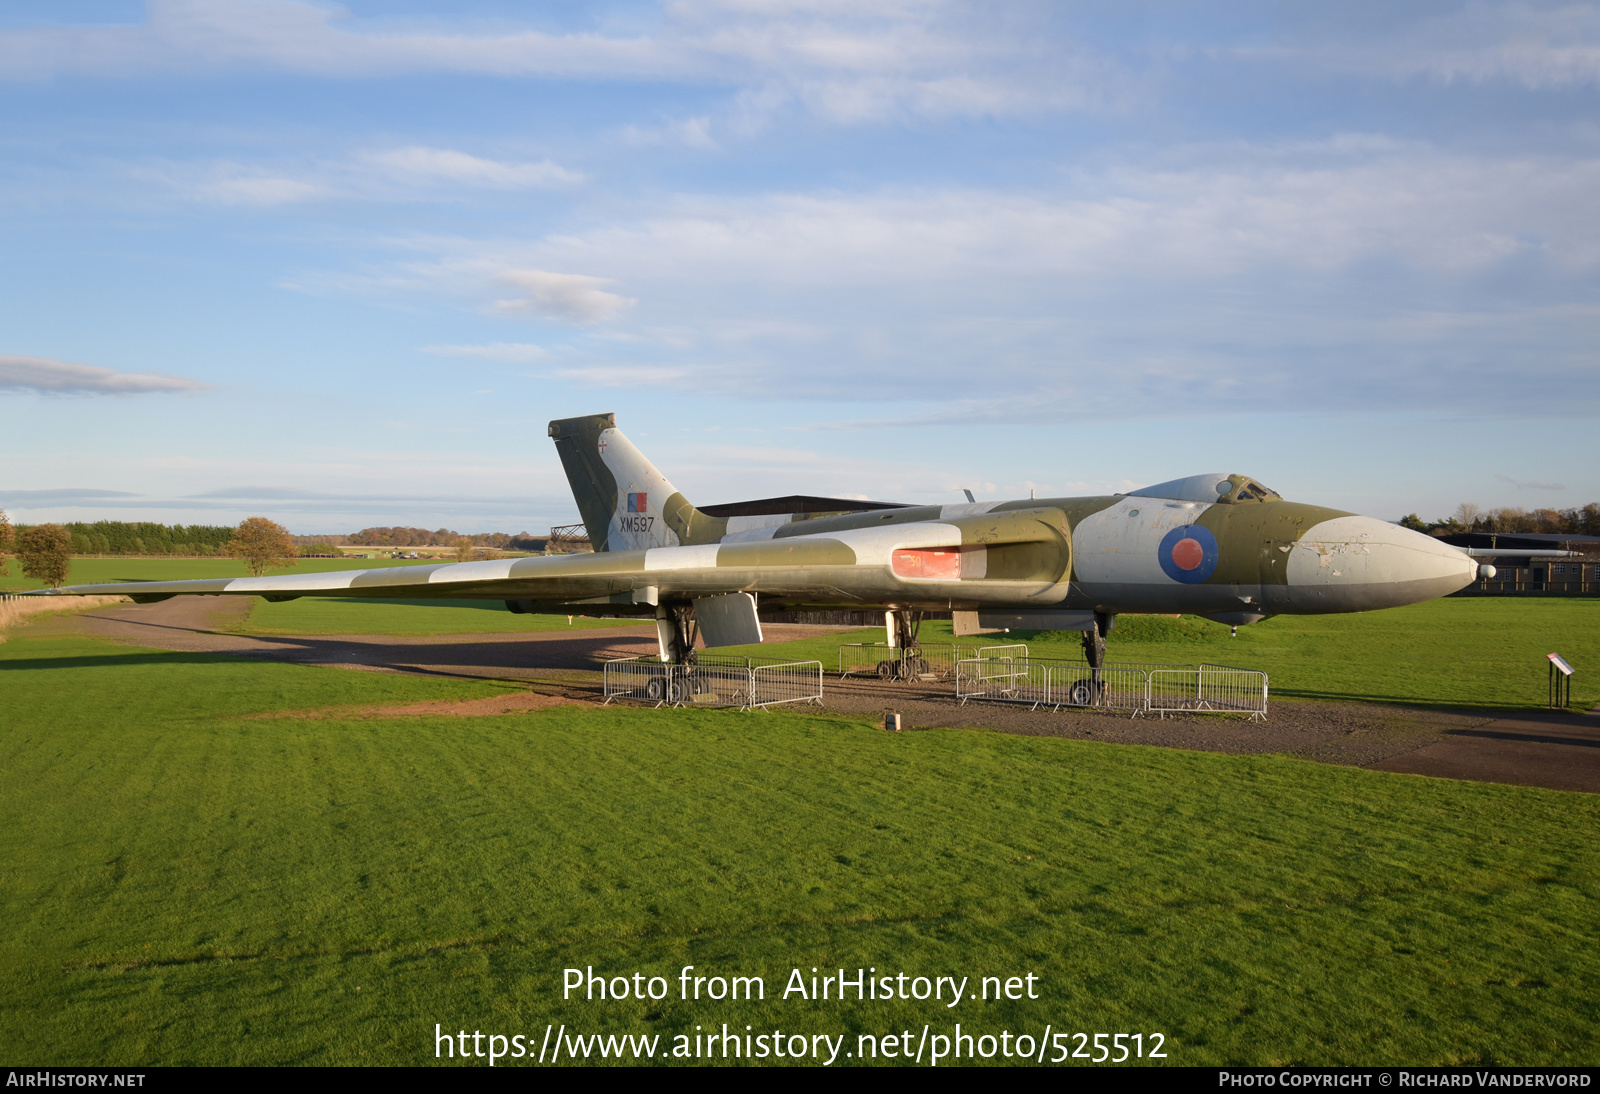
[1127,473,1283,505]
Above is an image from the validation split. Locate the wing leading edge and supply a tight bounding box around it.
[30,509,1077,613]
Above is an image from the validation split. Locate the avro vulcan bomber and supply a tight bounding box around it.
[35,413,1488,669]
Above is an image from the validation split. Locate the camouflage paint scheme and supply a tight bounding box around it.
[36,413,1480,625]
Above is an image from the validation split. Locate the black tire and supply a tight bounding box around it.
[877,660,894,680]
[1066,678,1095,706]
[645,677,665,701]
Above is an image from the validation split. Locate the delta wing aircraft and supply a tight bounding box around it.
[34,412,1489,669]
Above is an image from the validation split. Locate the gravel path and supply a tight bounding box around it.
[29,594,1600,793]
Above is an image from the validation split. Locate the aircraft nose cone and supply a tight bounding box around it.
[1282,515,1477,612]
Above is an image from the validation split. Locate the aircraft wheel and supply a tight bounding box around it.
[1066,678,1095,706]
[645,677,665,701]
[666,680,685,705]
[876,660,894,679]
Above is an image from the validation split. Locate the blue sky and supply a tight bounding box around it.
[2,0,1597,533]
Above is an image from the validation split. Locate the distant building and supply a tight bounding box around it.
[1438,532,1600,597]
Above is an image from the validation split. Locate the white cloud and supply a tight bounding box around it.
[492,270,636,324]
[187,166,329,206]
[453,142,1600,290]
[1258,2,1600,90]
[1495,474,1567,490]
[341,136,1600,418]
[359,147,583,189]
[421,342,549,363]
[553,365,691,386]
[618,116,719,149]
[0,355,210,395]
[0,0,1129,125]
[154,147,583,207]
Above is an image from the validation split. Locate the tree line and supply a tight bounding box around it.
[1,513,303,587]
[0,518,552,566]
[1398,503,1600,537]
[347,526,521,549]
[48,520,239,556]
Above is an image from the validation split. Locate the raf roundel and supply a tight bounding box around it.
[1157,524,1219,584]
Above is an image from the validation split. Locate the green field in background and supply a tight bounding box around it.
[1,623,1597,1065]
[241,598,645,636]
[0,556,435,590]
[0,557,647,637]
[721,599,1600,713]
[4,556,1592,710]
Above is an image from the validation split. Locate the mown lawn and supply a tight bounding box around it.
[12,561,1595,711]
[723,599,1600,713]
[1,624,1597,1066]
[1,556,643,637]
[240,597,644,636]
[0,556,436,590]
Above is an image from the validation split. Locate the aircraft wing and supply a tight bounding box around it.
[26,512,1077,612]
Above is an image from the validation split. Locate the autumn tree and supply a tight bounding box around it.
[454,536,476,563]
[0,508,11,576]
[17,523,73,588]
[226,517,298,577]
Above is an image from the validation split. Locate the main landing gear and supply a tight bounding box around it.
[656,602,699,666]
[877,609,929,681]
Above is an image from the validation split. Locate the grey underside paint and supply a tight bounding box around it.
[1060,574,1475,615]
[37,570,1471,617]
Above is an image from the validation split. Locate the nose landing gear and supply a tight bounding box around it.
[1076,611,1114,705]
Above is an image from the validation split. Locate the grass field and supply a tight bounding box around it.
[715,600,1600,713]
[0,556,433,590]
[11,559,1594,711]
[0,557,642,637]
[2,602,1599,1066]
[241,598,643,636]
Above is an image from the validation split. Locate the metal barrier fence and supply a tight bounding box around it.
[603,656,824,711]
[839,642,1029,681]
[1147,665,1269,716]
[603,657,682,706]
[750,661,827,709]
[956,655,1267,717]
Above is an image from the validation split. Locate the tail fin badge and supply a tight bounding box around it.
[627,492,649,513]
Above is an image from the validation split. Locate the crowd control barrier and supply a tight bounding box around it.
[839,642,1028,681]
[604,655,824,711]
[956,655,1267,718]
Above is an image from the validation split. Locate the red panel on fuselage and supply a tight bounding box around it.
[892,548,962,579]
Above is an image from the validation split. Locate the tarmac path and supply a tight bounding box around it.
[27,594,1600,794]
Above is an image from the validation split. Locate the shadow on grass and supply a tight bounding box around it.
[0,648,543,694]
[0,650,232,671]
[1450,727,1600,748]
[1274,689,1596,719]
[271,597,521,613]
[0,634,613,688]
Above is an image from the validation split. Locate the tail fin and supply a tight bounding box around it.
[547,413,725,551]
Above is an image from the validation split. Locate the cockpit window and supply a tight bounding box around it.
[1218,477,1282,503]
